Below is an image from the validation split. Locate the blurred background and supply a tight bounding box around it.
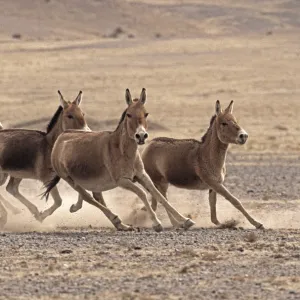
[0,0,300,229]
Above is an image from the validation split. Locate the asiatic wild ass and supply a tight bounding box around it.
[0,91,89,227]
[141,100,264,229]
[43,88,195,232]
[0,122,22,218]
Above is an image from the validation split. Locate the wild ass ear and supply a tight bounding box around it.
[125,88,133,106]
[139,88,146,104]
[58,90,69,109]
[215,100,222,115]
[225,100,234,114]
[72,90,83,106]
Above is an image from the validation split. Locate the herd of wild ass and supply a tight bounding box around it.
[0,89,264,231]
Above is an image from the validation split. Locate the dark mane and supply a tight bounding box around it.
[115,108,127,131]
[46,106,63,133]
[200,114,216,143]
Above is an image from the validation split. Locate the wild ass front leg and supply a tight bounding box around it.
[118,178,163,232]
[136,172,195,230]
[70,194,84,213]
[0,199,8,228]
[210,183,264,229]
[39,186,62,221]
[209,189,220,225]
[136,178,179,228]
[64,177,132,231]
[6,177,42,222]
[70,192,107,213]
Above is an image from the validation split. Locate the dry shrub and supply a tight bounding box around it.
[200,251,221,261]
[243,232,258,243]
[176,247,199,257]
[217,219,239,229]
[179,262,199,274]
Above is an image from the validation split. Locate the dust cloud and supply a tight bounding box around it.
[1,180,299,232]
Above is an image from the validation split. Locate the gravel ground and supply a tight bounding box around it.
[226,152,300,200]
[0,154,300,299]
[0,228,300,300]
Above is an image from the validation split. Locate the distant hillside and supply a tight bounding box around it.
[0,0,299,41]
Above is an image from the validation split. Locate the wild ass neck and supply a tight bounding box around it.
[202,119,229,169]
[45,108,64,147]
[114,117,138,158]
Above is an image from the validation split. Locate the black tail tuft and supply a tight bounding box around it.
[41,176,61,201]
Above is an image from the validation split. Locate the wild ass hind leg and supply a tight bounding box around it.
[69,192,107,213]
[136,171,195,230]
[118,178,163,232]
[6,177,42,222]
[0,199,8,228]
[39,186,62,221]
[155,182,181,228]
[209,189,220,225]
[140,180,165,212]
[139,179,179,228]
[210,182,264,229]
[65,177,132,231]
[0,174,21,215]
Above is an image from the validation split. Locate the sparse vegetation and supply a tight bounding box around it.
[217,219,239,229]
[243,232,258,243]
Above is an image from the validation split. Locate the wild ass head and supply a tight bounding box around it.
[215,100,248,145]
[125,88,149,145]
[58,90,90,131]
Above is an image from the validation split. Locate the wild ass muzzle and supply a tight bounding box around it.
[141,100,264,229]
[0,91,89,228]
[43,88,195,232]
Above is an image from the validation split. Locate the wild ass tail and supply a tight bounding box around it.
[42,176,61,201]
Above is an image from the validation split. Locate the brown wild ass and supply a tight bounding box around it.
[0,122,23,220]
[0,122,20,226]
[0,91,89,227]
[43,88,195,232]
[141,100,264,229]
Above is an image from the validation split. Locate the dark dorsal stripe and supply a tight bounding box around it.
[46,106,63,134]
[115,108,127,131]
[201,114,216,143]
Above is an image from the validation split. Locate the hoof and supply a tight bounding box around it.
[212,220,221,226]
[256,223,265,230]
[69,204,80,213]
[35,212,45,223]
[117,223,135,231]
[153,223,163,233]
[182,218,195,230]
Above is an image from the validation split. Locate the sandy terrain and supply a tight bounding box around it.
[0,0,300,299]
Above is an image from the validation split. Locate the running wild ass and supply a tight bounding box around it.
[43,88,195,232]
[0,91,89,227]
[141,100,264,229]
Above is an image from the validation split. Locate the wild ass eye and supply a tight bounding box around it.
[145,113,149,118]
[221,122,228,126]
[67,115,74,119]
[127,113,132,118]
